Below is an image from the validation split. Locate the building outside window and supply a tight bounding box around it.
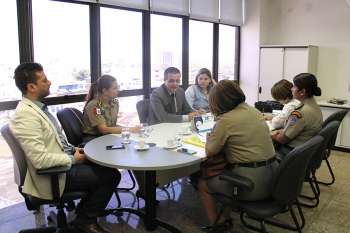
[32,0,91,96]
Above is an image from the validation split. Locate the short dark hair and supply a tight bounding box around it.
[271,79,293,101]
[164,67,181,81]
[195,68,214,90]
[209,80,246,116]
[293,73,322,97]
[14,62,43,95]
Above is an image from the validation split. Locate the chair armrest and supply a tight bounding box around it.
[219,173,254,192]
[36,165,71,175]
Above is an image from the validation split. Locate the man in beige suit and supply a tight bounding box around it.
[10,62,119,233]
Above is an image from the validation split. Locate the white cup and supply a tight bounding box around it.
[167,139,176,147]
[138,139,145,148]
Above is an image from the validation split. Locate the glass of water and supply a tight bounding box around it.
[122,127,131,144]
[139,123,148,137]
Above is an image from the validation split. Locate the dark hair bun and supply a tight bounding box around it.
[313,87,322,96]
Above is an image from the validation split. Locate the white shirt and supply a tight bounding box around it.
[271,99,301,129]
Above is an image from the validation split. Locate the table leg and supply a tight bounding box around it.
[144,170,157,231]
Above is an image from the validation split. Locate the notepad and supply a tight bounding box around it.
[182,134,205,148]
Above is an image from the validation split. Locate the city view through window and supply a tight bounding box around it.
[0,1,238,209]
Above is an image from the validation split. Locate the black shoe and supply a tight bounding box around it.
[73,222,109,233]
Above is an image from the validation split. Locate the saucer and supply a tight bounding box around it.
[134,144,150,151]
[180,131,192,136]
[163,143,181,149]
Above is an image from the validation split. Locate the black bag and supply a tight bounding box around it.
[254,101,284,113]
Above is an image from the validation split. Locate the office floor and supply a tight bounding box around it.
[1,150,350,233]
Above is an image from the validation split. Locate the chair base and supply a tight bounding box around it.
[240,202,305,233]
[316,157,335,186]
[299,177,320,208]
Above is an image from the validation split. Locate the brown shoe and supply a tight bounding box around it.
[74,222,110,233]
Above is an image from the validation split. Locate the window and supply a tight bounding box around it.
[32,0,90,97]
[218,24,237,81]
[101,7,142,90]
[189,20,213,84]
[118,95,143,125]
[151,14,182,87]
[0,1,21,101]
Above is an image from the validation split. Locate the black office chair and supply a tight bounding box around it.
[299,121,340,208]
[1,124,87,233]
[136,99,150,124]
[318,109,348,186]
[57,108,136,207]
[215,135,323,233]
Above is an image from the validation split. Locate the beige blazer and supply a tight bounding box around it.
[10,97,72,200]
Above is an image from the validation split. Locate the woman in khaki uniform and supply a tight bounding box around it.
[83,75,139,138]
[197,80,278,230]
[272,73,322,159]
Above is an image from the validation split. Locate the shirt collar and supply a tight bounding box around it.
[31,99,46,110]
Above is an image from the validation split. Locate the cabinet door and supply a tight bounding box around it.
[339,112,350,148]
[258,48,284,101]
[283,48,309,81]
[321,107,342,146]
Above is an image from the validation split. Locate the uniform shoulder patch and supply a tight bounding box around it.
[290,111,302,119]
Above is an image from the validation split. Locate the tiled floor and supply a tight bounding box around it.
[1,150,350,233]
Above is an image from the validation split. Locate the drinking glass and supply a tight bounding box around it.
[122,127,131,144]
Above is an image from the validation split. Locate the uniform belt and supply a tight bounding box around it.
[231,157,276,168]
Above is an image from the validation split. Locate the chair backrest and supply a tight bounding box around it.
[309,121,340,171]
[57,108,84,146]
[272,135,323,204]
[322,109,348,128]
[136,99,150,123]
[1,124,27,187]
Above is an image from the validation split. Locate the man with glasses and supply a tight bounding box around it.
[149,67,198,124]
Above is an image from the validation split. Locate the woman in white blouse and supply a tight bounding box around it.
[267,79,300,129]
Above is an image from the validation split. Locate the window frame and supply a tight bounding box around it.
[0,0,240,111]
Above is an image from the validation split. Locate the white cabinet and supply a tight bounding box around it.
[258,45,318,101]
[320,104,350,148]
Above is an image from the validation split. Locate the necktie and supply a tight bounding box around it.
[170,93,178,113]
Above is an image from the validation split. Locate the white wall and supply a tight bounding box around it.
[239,0,262,105]
[260,0,350,100]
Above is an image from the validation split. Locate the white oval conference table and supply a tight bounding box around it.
[84,123,206,232]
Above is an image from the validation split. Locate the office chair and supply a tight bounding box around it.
[136,99,150,124]
[57,108,136,207]
[213,135,323,233]
[1,124,87,233]
[299,121,340,208]
[318,109,348,185]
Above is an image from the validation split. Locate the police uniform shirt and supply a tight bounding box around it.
[83,98,119,136]
[283,97,322,148]
[206,102,275,164]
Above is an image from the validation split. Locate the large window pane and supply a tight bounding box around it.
[118,95,143,125]
[151,14,182,87]
[32,0,90,96]
[218,24,237,81]
[101,8,142,90]
[189,20,213,84]
[0,1,20,101]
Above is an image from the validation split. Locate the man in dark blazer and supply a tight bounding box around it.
[149,67,198,124]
